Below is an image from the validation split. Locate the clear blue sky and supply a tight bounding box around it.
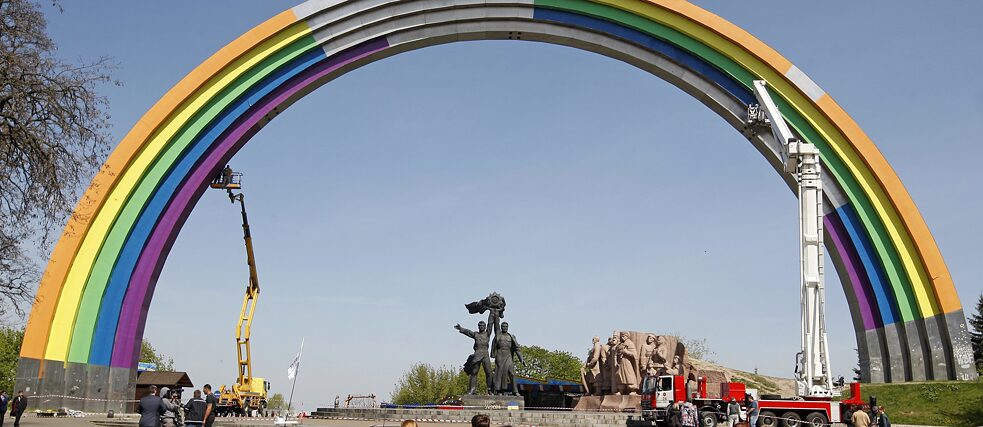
[36,0,983,410]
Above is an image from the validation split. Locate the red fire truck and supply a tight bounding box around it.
[627,375,864,427]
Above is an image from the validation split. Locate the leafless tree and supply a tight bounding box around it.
[0,0,115,315]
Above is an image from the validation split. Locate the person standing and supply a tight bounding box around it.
[726,398,741,427]
[202,385,217,427]
[11,391,27,427]
[0,391,9,427]
[184,390,207,427]
[852,405,871,427]
[161,390,181,427]
[876,406,890,427]
[667,401,682,427]
[844,405,856,427]
[680,401,698,427]
[745,394,759,427]
[138,385,165,427]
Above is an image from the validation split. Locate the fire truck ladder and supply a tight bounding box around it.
[747,81,833,398]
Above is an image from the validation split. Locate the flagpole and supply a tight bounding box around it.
[286,338,304,417]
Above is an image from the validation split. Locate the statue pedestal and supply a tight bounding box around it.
[461,394,525,410]
[600,394,642,411]
[573,395,603,411]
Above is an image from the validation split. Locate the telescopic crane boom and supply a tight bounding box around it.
[747,81,833,398]
[210,167,269,415]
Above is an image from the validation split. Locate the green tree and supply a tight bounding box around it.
[676,335,716,363]
[969,293,983,375]
[140,339,174,371]
[390,363,462,405]
[0,0,115,315]
[450,368,488,395]
[514,345,582,382]
[0,327,24,392]
[267,393,291,411]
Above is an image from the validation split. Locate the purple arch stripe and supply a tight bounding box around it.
[826,212,877,330]
[110,37,392,368]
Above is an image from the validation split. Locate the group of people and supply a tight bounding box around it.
[137,384,218,427]
[847,404,892,427]
[0,391,28,427]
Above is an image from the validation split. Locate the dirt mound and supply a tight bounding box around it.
[688,358,796,397]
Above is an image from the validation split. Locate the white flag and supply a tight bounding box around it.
[287,338,304,380]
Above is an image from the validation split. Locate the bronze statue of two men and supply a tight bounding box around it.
[454,292,524,395]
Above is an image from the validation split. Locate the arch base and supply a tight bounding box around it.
[15,357,135,412]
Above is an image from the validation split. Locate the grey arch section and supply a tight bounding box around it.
[23,0,951,412]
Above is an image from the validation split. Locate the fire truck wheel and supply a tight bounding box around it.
[758,411,779,427]
[780,411,802,427]
[804,412,827,427]
[700,411,717,427]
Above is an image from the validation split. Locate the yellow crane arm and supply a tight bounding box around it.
[234,192,260,390]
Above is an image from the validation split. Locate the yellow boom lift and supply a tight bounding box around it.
[210,167,270,416]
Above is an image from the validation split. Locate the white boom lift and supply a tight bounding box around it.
[748,80,833,398]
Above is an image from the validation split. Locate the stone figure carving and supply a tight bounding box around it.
[670,354,684,376]
[606,333,620,394]
[582,337,603,395]
[466,292,507,317]
[598,336,613,395]
[491,320,524,395]
[652,335,670,375]
[639,335,658,377]
[615,332,639,395]
[454,310,496,394]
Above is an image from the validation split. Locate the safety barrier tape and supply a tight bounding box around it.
[27,394,140,403]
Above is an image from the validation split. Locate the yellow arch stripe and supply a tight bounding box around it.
[603,0,945,316]
[20,9,300,361]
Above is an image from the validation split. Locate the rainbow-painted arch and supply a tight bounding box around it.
[15,0,978,409]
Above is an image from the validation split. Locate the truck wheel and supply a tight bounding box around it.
[700,412,717,427]
[804,412,827,427]
[781,412,802,427]
[758,411,778,427]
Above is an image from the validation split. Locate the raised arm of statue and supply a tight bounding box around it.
[484,311,496,337]
[455,324,476,338]
[492,312,501,335]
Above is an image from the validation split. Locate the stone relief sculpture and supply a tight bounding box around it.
[579,332,689,397]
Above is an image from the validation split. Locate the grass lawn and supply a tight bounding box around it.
[856,381,983,427]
